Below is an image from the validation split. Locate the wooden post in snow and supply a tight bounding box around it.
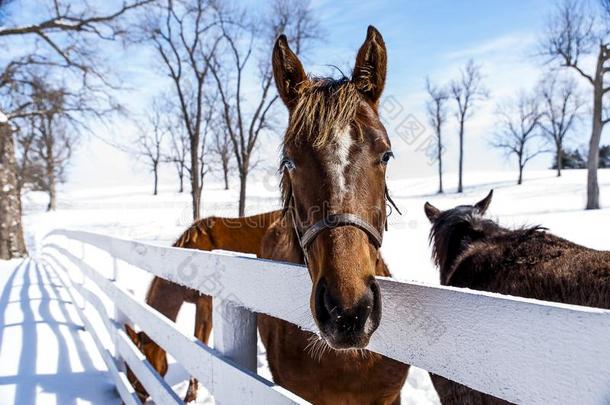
[213,298,258,372]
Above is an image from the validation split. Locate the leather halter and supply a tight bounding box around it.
[300,212,383,251]
[284,183,401,262]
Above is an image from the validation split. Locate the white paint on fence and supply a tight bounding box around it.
[41,229,610,405]
[43,242,306,405]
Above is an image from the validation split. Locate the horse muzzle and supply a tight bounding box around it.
[314,277,382,349]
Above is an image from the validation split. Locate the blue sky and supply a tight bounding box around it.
[7,0,607,189]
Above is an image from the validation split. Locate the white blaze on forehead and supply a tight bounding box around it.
[324,126,353,201]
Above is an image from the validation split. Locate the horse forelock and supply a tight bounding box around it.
[283,77,366,149]
[280,77,382,210]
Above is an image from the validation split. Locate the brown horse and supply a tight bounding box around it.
[254,27,408,404]
[125,210,282,402]
[128,26,409,404]
[424,191,610,404]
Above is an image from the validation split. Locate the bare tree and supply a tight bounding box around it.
[29,84,77,211]
[493,91,545,185]
[135,99,167,196]
[210,0,320,216]
[537,73,584,177]
[14,71,110,210]
[425,78,449,194]
[210,125,232,190]
[164,106,189,193]
[450,59,488,193]
[0,0,151,259]
[0,1,152,110]
[541,0,610,209]
[142,0,220,220]
[14,116,41,192]
[161,94,213,197]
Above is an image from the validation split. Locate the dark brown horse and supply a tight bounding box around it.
[125,210,282,402]
[424,191,610,404]
[254,26,408,404]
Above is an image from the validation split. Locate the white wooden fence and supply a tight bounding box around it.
[40,229,610,405]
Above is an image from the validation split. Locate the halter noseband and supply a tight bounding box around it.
[300,212,383,251]
[284,184,401,263]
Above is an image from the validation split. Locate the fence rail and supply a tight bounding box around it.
[41,229,610,405]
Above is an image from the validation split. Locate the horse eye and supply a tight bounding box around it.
[380,151,394,165]
[281,157,296,171]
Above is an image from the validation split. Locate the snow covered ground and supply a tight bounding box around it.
[2,168,609,404]
[0,259,118,404]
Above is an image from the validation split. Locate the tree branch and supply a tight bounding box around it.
[0,0,154,37]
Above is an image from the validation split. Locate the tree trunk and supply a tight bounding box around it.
[458,119,464,193]
[238,170,247,217]
[586,117,602,209]
[437,128,443,194]
[223,159,229,190]
[518,164,524,185]
[190,139,201,220]
[47,171,56,211]
[191,181,201,220]
[0,122,27,259]
[153,162,159,196]
[586,48,605,210]
[556,145,562,177]
[178,165,184,193]
[45,130,57,211]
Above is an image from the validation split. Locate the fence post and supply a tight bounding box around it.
[213,298,257,372]
[112,256,129,371]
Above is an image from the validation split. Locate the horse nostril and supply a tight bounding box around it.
[315,279,331,324]
[323,286,337,317]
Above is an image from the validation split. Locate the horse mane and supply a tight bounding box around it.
[172,219,214,248]
[284,76,366,149]
[428,206,545,284]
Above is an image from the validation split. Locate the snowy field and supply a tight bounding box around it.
[2,168,609,404]
[0,259,117,404]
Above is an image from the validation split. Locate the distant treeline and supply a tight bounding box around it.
[552,145,610,170]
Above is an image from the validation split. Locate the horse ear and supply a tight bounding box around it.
[125,324,139,344]
[272,35,307,109]
[424,202,441,222]
[352,26,387,105]
[474,190,494,214]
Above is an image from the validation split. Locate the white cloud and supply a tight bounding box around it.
[443,32,538,61]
